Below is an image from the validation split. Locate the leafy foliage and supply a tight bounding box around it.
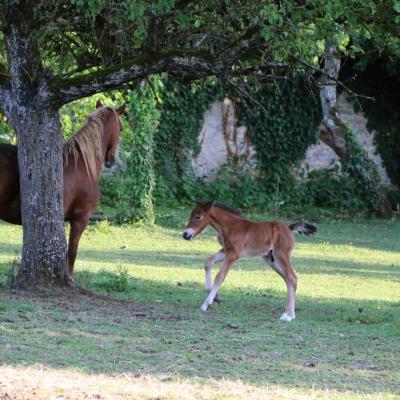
[237,81,322,188]
[344,59,400,187]
[88,265,130,293]
[101,81,161,223]
[341,122,382,213]
[304,169,368,215]
[60,92,121,138]
[0,110,14,143]
[153,78,222,203]
[182,164,270,210]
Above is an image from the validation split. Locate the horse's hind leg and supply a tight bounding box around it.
[264,250,285,278]
[264,250,297,321]
[204,249,225,302]
[68,218,89,279]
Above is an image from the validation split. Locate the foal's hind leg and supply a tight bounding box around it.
[264,250,297,321]
[204,249,225,303]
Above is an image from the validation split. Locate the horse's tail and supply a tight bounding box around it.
[289,222,317,236]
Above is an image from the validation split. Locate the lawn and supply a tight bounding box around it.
[0,209,399,399]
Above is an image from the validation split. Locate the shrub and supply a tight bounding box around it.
[100,81,161,223]
[153,78,222,203]
[92,265,130,293]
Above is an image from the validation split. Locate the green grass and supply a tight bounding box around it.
[0,210,399,399]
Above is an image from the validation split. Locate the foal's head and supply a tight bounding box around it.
[95,99,126,168]
[182,200,214,240]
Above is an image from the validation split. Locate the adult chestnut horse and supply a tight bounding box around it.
[0,100,125,278]
[182,200,317,321]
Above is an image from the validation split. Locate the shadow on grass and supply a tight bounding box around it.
[0,271,399,395]
[0,239,399,284]
[68,247,400,282]
[2,216,400,255]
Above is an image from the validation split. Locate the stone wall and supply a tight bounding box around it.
[191,94,391,184]
[191,98,255,178]
[298,95,390,183]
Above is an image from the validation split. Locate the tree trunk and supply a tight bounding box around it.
[319,42,348,161]
[319,42,391,217]
[14,104,68,288]
[2,22,68,288]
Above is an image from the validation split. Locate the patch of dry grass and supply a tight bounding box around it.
[1,365,397,400]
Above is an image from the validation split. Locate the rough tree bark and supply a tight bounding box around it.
[319,42,348,161]
[11,103,67,288]
[1,15,68,288]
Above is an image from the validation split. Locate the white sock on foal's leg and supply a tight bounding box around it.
[200,292,214,312]
[279,283,296,321]
[279,312,295,322]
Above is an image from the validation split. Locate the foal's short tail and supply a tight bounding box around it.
[289,222,317,236]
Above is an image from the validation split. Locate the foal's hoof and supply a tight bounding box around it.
[214,294,222,304]
[200,304,209,313]
[279,313,295,322]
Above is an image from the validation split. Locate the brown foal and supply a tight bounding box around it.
[182,200,317,321]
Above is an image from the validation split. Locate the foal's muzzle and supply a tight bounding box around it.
[182,230,193,241]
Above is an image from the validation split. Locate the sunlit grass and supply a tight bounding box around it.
[0,212,399,399]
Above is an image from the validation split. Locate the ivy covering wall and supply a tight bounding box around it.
[152,79,323,208]
[237,81,322,184]
[153,78,222,203]
[2,73,389,221]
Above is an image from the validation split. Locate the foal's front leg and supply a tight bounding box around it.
[200,256,238,313]
[204,249,225,302]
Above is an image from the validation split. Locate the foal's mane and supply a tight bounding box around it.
[213,201,244,216]
[64,107,115,179]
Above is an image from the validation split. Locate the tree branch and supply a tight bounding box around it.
[293,55,375,102]
[51,49,220,106]
[51,45,289,107]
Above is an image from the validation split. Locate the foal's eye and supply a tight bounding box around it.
[193,215,202,220]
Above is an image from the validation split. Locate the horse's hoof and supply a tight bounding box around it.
[279,313,295,322]
[214,294,222,304]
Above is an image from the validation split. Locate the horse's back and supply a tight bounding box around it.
[0,144,22,224]
[245,220,294,253]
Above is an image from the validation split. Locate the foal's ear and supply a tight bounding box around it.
[116,103,127,116]
[96,99,103,108]
[196,199,214,209]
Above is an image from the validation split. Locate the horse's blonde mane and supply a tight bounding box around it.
[64,107,114,180]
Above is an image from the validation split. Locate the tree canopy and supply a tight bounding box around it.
[1,0,399,108]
